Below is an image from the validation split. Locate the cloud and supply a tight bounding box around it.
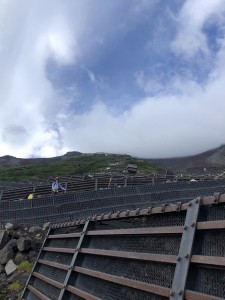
[0,0,225,160]
[172,0,225,57]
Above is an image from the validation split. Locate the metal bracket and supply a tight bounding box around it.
[125,210,130,217]
[176,202,182,212]
[135,208,141,216]
[213,192,221,204]
[161,204,166,213]
[147,207,152,215]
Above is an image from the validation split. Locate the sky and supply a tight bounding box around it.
[0,0,225,159]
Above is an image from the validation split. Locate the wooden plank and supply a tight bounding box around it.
[197,220,225,230]
[191,255,225,267]
[43,247,75,253]
[80,248,177,264]
[67,285,102,300]
[185,289,224,300]
[74,266,170,297]
[33,271,63,289]
[48,233,81,239]
[38,259,69,271]
[27,285,52,300]
[86,226,183,236]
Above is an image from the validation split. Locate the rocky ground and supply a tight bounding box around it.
[0,222,49,300]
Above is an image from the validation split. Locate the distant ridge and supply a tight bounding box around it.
[0,151,82,168]
[149,144,225,172]
[0,146,225,173]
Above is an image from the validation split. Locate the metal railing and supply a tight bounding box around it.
[22,193,225,299]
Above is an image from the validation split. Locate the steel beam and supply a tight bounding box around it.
[58,220,90,300]
[170,197,201,300]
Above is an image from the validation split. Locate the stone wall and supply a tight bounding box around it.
[0,222,49,300]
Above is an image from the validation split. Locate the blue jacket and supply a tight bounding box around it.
[52,182,66,191]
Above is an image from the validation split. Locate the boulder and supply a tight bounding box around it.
[14,252,27,265]
[0,245,14,264]
[6,239,18,251]
[42,222,50,231]
[5,223,14,230]
[28,250,38,263]
[0,264,4,274]
[29,226,41,234]
[31,239,42,251]
[0,230,9,250]
[17,237,31,252]
[5,259,17,276]
[7,271,29,285]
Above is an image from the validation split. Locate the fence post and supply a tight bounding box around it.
[170,197,201,300]
[0,190,3,202]
[58,220,90,300]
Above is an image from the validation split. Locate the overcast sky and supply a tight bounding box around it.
[0,0,225,159]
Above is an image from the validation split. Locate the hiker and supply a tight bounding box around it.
[52,177,66,194]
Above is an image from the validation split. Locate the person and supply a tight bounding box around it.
[27,192,35,200]
[52,177,66,194]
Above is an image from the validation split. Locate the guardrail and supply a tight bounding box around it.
[22,193,225,299]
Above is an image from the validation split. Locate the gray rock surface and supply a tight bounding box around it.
[5,259,17,275]
[0,245,14,264]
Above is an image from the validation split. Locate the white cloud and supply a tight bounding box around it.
[0,0,225,160]
[172,0,225,57]
[62,37,225,158]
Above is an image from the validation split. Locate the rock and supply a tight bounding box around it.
[17,237,32,252]
[0,264,4,274]
[0,245,14,264]
[28,250,38,263]
[0,272,7,284]
[31,240,42,251]
[14,252,27,265]
[29,226,41,234]
[35,233,43,240]
[6,239,18,251]
[42,222,51,231]
[5,223,14,230]
[5,259,17,275]
[7,270,29,285]
[0,230,10,250]
[11,230,23,239]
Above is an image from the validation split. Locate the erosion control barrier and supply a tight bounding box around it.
[22,193,225,299]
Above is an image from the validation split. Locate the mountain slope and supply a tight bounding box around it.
[149,144,225,172]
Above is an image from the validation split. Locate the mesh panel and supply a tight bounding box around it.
[92,212,186,231]
[79,254,174,288]
[201,203,225,221]
[51,226,84,235]
[144,212,186,227]
[193,230,225,256]
[63,291,83,300]
[45,238,79,249]
[70,273,168,300]
[86,234,181,255]
[37,264,67,283]
[187,266,225,298]
[26,291,40,300]
[40,251,73,266]
[32,277,60,299]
